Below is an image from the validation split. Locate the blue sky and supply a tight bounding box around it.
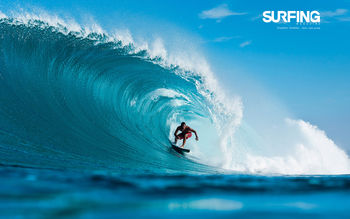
[1,0,350,149]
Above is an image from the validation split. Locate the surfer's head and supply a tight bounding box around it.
[181,122,186,128]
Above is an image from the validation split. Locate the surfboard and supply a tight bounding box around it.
[172,144,190,153]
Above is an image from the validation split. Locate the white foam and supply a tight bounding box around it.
[10,9,82,34]
[149,38,168,59]
[150,88,189,100]
[112,29,134,47]
[231,119,350,175]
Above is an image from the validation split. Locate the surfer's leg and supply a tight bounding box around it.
[174,134,181,144]
[181,137,187,148]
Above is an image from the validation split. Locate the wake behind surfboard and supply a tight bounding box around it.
[168,140,190,154]
[172,144,190,153]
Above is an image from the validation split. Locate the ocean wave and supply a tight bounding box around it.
[0,15,240,173]
[0,12,349,175]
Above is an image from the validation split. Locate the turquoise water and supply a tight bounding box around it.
[1,165,350,218]
[0,19,214,173]
[1,17,350,218]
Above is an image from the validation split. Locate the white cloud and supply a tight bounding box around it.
[239,40,251,48]
[213,36,237,42]
[199,4,246,20]
[321,8,350,22]
[321,9,348,17]
[338,17,350,21]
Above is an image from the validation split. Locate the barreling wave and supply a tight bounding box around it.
[0,15,243,174]
[0,13,349,175]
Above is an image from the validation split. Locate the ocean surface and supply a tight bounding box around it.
[1,15,350,218]
[1,165,350,218]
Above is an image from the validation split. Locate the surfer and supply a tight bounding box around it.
[174,122,199,148]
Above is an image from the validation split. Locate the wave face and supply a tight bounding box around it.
[0,15,349,175]
[0,20,213,173]
[0,17,237,173]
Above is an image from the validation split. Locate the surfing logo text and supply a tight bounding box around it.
[262,11,320,23]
